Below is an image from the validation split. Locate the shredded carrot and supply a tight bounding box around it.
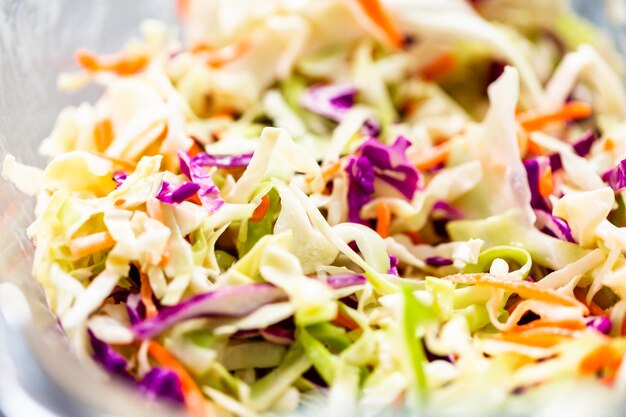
[198,42,250,68]
[145,198,164,223]
[306,161,341,184]
[140,273,158,319]
[187,192,202,205]
[413,141,451,171]
[497,327,576,348]
[250,195,271,222]
[354,0,403,48]
[421,52,456,81]
[573,288,606,317]
[517,101,592,132]
[332,311,360,331]
[159,247,171,268]
[306,160,344,184]
[604,137,616,152]
[188,141,204,158]
[75,48,149,76]
[376,202,392,238]
[538,167,554,197]
[148,341,212,417]
[177,0,190,19]
[404,230,422,245]
[526,137,543,155]
[190,41,213,54]
[509,318,586,333]
[579,344,622,375]
[114,198,126,207]
[93,119,114,153]
[69,231,116,259]
[444,273,588,311]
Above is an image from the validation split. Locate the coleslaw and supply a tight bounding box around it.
[4,0,626,416]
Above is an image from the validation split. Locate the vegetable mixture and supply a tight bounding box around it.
[4,0,626,416]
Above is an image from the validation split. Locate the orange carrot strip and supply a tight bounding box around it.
[573,288,607,317]
[93,119,114,153]
[305,160,343,184]
[538,167,554,197]
[69,231,116,258]
[404,230,422,245]
[509,319,586,333]
[332,311,360,331]
[140,273,158,319]
[376,202,391,238]
[355,0,404,48]
[444,273,588,311]
[497,328,576,348]
[202,42,250,68]
[250,195,271,222]
[159,248,171,268]
[414,141,451,171]
[526,137,543,155]
[177,0,190,19]
[191,42,213,54]
[421,52,456,81]
[188,141,205,158]
[187,193,202,206]
[75,48,149,76]
[148,341,212,417]
[146,198,164,223]
[518,101,592,132]
[604,137,616,152]
[580,344,622,375]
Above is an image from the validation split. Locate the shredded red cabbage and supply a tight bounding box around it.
[138,367,185,404]
[388,255,399,276]
[157,181,201,204]
[112,171,128,189]
[431,201,463,221]
[260,325,294,345]
[523,156,553,212]
[192,152,253,168]
[424,256,454,267]
[88,330,133,381]
[361,118,381,137]
[359,137,421,200]
[300,83,356,122]
[346,136,421,223]
[131,284,287,339]
[346,156,375,224]
[572,131,597,157]
[585,315,611,335]
[602,158,626,192]
[178,151,225,212]
[126,292,145,325]
[534,209,575,243]
[324,274,367,288]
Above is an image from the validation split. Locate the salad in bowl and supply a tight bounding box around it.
[4,0,626,416]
